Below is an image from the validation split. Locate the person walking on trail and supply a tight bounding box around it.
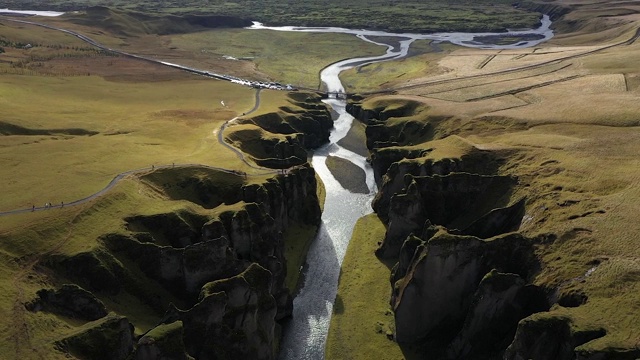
[32,205,35,212]
[61,201,64,208]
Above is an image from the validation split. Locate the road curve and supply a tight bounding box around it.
[0,15,324,217]
[217,88,266,169]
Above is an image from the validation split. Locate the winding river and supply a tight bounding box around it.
[250,17,554,360]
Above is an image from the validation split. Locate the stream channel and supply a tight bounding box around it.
[251,16,554,360]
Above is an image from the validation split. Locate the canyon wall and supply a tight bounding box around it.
[347,98,637,359]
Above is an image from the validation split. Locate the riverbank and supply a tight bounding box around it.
[325,214,421,360]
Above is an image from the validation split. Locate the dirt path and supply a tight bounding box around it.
[217,88,266,169]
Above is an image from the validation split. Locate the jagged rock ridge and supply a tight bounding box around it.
[31,164,322,359]
[347,98,606,359]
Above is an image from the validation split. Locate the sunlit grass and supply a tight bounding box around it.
[0,74,257,212]
[326,213,421,360]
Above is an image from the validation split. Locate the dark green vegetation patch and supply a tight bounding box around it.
[2,0,543,33]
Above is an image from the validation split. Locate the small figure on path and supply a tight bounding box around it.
[61,201,64,208]
[151,165,154,170]
[32,205,35,212]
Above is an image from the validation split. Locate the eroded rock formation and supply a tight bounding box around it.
[134,321,190,360]
[162,263,281,360]
[227,92,333,168]
[35,164,321,359]
[503,314,612,360]
[378,172,518,258]
[348,98,560,359]
[26,284,108,321]
[391,233,543,345]
[56,315,135,360]
[447,271,548,359]
[347,95,640,358]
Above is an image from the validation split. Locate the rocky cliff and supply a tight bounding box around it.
[346,97,625,359]
[391,233,546,345]
[227,92,333,169]
[32,164,321,359]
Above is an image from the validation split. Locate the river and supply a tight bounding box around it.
[0,9,63,16]
[250,16,554,360]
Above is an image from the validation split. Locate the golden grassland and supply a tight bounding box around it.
[0,73,258,212]
[2,1,640,357]
[2,9,386,86]
[0,179,192,357]
[4,9,352,215]
[339,40,452,93]
[328,1,640,357]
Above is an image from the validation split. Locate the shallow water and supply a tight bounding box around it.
[0,9,64,17]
